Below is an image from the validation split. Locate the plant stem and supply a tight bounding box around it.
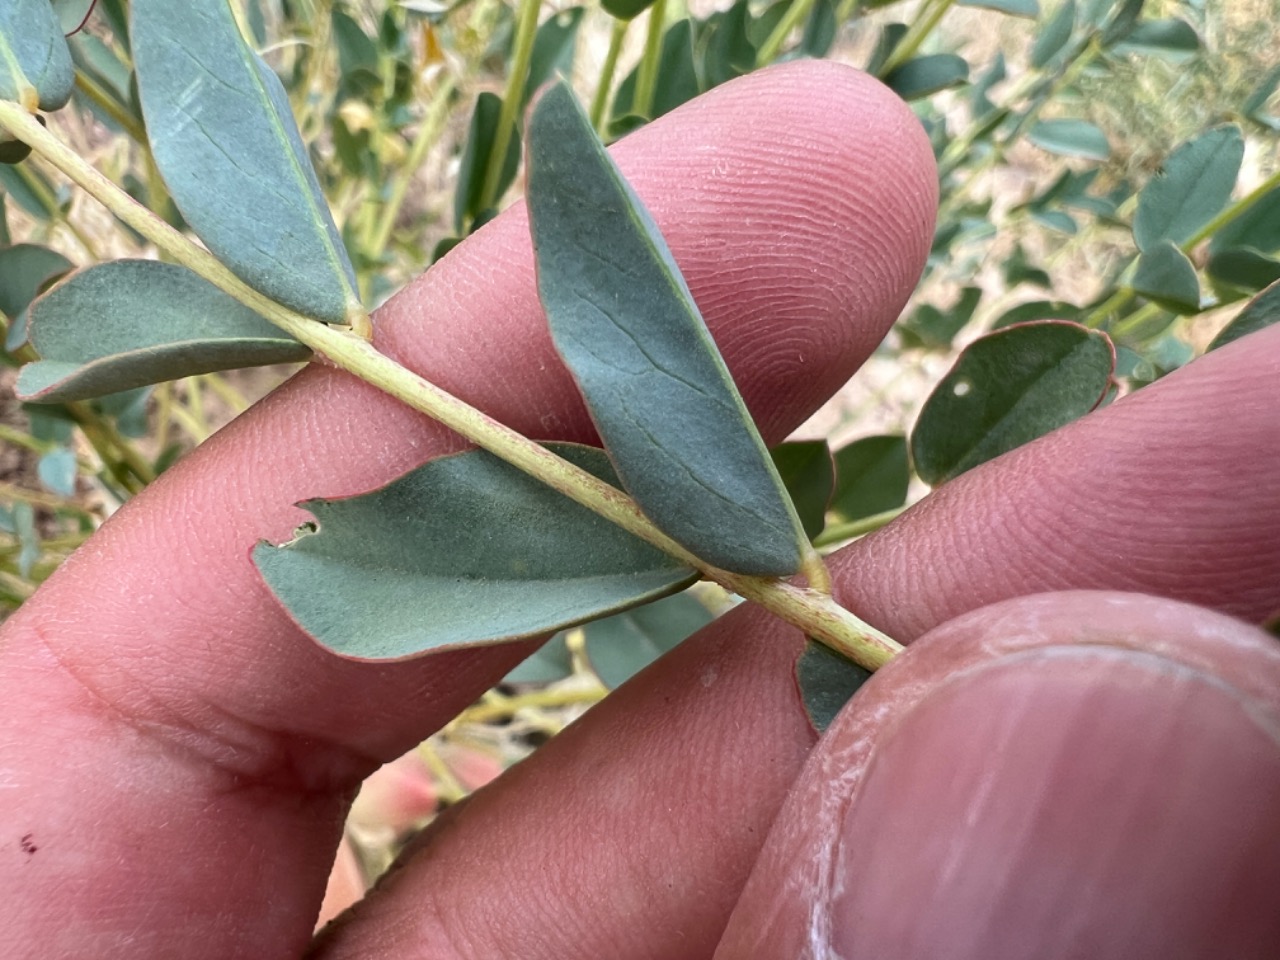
[72,69,147,144]
[479,0,541,214]
[877,0,957,77]
[633,0,667,119]
[0,98,903,673]
[1184,166,1280,250]
[589,17,629,133]
[368,74,457,257]
[460,686,607,724]
[756,0,817,67]
[0,481,96,516]
[814,506,908,548]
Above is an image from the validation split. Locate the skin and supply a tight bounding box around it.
[1,60,1277,959]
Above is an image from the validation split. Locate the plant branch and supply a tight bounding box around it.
[633,0,668,120]
[0,98,903,673]
[479,0,541,214]
[368,73,457,257]
[589,17,629,133]
[814,506,908,548]
[756,0,817,67]
[877,0,957,77]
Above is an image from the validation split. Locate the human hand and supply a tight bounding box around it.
[1,61,1277,959]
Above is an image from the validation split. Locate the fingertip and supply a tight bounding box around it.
[718,593,1280,959]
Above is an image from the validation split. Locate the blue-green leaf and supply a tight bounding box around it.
[1133,125,1242,253]
[131,0,359,323]
[1208,281,1280,352]
[0,242,73,351]
[1028,118,1109,161]
[958,0,1038,15]
[830,435,909,522]
[884,53,969,101]
[771,441,835,541]
[583,592,715,688]
[0,0,74,111]
[796,640,872,733]
[253,444,698,660]
[1030,0,1075,68]
[1112,18,1200,60]
[37,446,77,497]
[1131,240,1201,314]
[527,82,807,576]
[911,321,1115,485]
[17,260,310,403]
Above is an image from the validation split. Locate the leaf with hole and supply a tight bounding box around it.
[771,441,835,541]
[528,82,807,576]
[884,54,969,101]
[0,0,74,111]
[830,435,909,523]
[796,640,872,733]
[1131,241,1201,314]
[1027,119,1108,161]
[1133,125,1242,253]
[1208,281,1280,352]
[17,260,310,403]
[131,0,359,323]
[911,321,1115,485]
[253,443,698,660]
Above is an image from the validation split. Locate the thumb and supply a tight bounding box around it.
[715,592,1280,959]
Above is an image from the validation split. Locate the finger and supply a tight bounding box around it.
[311,327,1280,959]
[0,61,936,959]
[715,591,1280,959]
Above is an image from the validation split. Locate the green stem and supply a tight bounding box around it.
[0,481,95,516]
[813,506,908,548]
[73,70,147,144]
[479,0,541,214]
[835,0,863,26]
[756,0,817,67]
[368,75,457,257]
[589,17,629,133]
[634,0,668,120]
[0,98,902,673]
[877,0,957,77]
[1184,166,1280,251]
[65,400,156,490]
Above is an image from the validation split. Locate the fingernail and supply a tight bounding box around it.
[828,648,1280,960]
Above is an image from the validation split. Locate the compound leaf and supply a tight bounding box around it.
[911,321,1114,485]
[131,0,358,323]
[0,0,74,111]
[17,260,309,403]
[253,443,697,660]
[527,81,807,576]
[1133,125,1242,253]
